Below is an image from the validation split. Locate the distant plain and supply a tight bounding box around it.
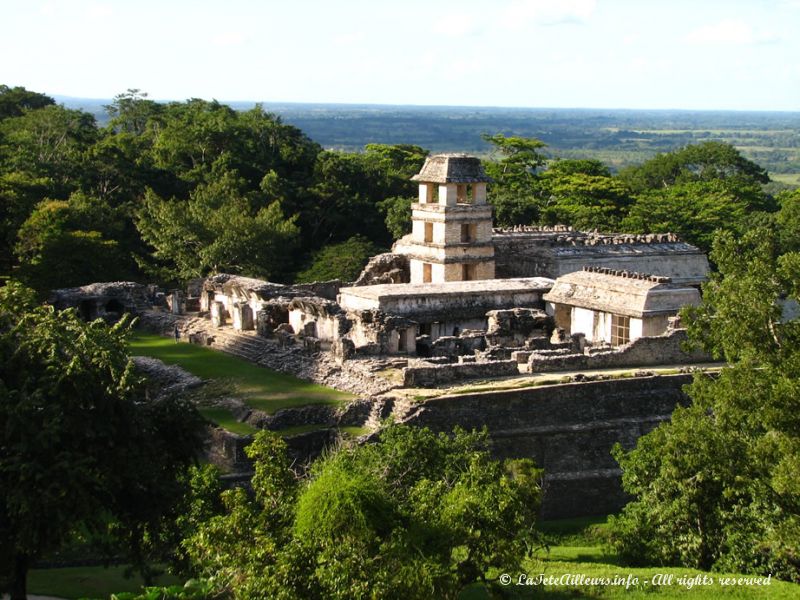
[58,96,800,180]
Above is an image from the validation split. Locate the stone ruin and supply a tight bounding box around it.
[49,281,151,322]
[352,253,410,286]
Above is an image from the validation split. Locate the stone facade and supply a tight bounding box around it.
[338,277,553,342]
[399,154,495,284]
[493,226,710,286]
[544,266,701,346]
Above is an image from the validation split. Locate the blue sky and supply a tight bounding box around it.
[2,0,799,110]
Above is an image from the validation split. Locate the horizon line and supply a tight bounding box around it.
[49,93,800,115]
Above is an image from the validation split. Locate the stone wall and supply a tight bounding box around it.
[402,359,519,387]
[398,373,694,517]
[528,328,710,372]
[493,229,709,285]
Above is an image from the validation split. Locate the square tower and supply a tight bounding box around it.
[400,154,495,284]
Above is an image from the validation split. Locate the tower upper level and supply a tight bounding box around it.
[412,153,492,206]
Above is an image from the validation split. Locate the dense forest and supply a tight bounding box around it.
[2,85,799,295]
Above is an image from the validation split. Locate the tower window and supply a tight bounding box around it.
[460,223,477,243]
[423,263,432,283]
[462,263,477,281]
[424,222,433,243]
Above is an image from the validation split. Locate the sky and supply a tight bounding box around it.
[2,0,799,111]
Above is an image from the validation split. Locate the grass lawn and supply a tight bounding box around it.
[27,565,180,599]
[276,424,371,437]
[461,516,799,599]
[196,407,258,435]
[129,333,353,417]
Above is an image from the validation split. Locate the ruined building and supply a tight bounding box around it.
[58,152,719,518]
[183,153,709,362]
[545,266,701,346]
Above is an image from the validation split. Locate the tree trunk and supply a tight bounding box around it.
[9,553,28,600]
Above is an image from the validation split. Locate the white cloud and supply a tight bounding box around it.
[432,13,482,37]
[685,19,778,45]
[38,1,58,17]
[333,32,365,47]
[211,31,248,47]
[622,33,641,46]
[85,2,113,19]
[499,0,596,29]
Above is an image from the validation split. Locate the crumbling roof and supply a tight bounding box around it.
[341,277,553,301]
[543,267,701,318]
[492,228,692,249]
[411,153,492,184]
[48,281,149,307]
[205,274,303,301]
[288,296,341,317]
[339,277,554,320]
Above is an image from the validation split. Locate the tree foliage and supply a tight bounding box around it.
[183,425,542,599]
[482,134,548,227]
[540,168,632,231]
[0,85,54,121]
[295,235,380,283]
[620,180,753,250]
[137,166,299,281]
[618,141,770,193]
[609,228,800,581]
[0,282,206,599]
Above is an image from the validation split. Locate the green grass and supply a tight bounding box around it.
[276,424,371,437]
[28,564,180,599]
[129,333,353,417]
[460,516,799,599]
[197,407,258,435]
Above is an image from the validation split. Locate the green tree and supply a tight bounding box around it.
[0,172,52,273]
[621,180,754,251]
[137,166,299,281]
[0,282,205,599]
[296,235,380,283]
[776,188,800,253]
[609,228,800,581]
[618,141,770,193]
[13,193,136,293]
[0,104,97,194]
[540,166,632,231]
[0,85,54,121]
[482,134,548,227]
[378,195,414,240]
[105,89,163,137]
[184,426,542,599]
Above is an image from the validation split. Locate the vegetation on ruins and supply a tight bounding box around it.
[609,227,800,581]
[181,426,542,599]
[2,84,797,293]
[0,282,206,600]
